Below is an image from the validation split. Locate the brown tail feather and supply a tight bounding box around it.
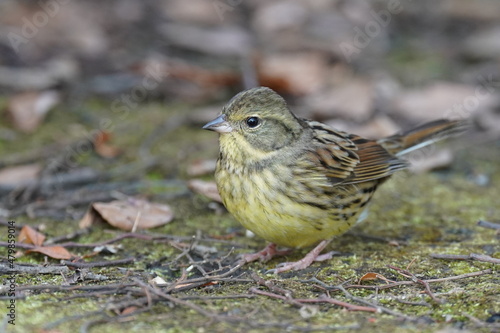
[378,119,467,156]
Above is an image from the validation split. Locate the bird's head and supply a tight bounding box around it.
[203,87,303,153]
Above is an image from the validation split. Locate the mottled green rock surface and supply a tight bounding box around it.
[1,101,498,333]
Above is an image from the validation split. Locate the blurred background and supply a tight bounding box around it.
[1,2,500,331]
[0,0,499,219]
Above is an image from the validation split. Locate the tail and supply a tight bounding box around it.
[378,119,467,156]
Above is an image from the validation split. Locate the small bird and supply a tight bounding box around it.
[203,87,464,273]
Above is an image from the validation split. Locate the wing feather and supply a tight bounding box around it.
[301,121,406,185]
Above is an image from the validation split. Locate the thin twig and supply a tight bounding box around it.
[0,262,70,274]
[135,278,225,320]
[249,287,304,307]
[180,294,256,301]
[477,220,500,230]
[340,269,492,291]
[251,273,293,299]
[62,257,135,268]
[250,276,380,313]
[297,295,378,313]
[165,261,244,293]
[388,265,443,304]
[430,253,500,264]
[334,284,416,321]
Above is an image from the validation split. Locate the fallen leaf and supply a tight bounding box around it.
[186,159,217,176]
[171,282,197,291]
[388,240,401,247]
[78,207,102,229]
[299,305,319,319]
[327,115,401,139]
[92,245,121,254]
[358,272,392,284]
[408,149,454,174]
[18,226,46,246]
[187,179,222,203]
[252,2,308,33]
[165,59,239,88]
[27,246,73,260]
[162,0,221,25]
[258,52,328,95]
[6,90,60,133]
[392,82,499,122]
[0,163,41,186]
[92,199,174,231]
[120,306,139,316]
[160,23,251,57]
[306,79,374,122]
[443,0,500,20]
[150,276,168,286]
[93,131,122,158]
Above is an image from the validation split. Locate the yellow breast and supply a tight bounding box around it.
[214,133,374,248]
[216,161,361,248]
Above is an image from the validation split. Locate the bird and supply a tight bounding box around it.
[203,86,465,273]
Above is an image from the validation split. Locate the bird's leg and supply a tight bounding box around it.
[269,239,335,274]
[240,243,293,263]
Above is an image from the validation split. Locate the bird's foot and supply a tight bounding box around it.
[267,240,335,274]
[240,243,292,263]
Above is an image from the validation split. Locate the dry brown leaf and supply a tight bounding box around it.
[358,272,391,284]
[160,23,251,57]
[258,52,328,95]
[6,90,60,133]
[444,0,500,20]
[392,82,499,122]
[18,226,46,246]
[187,179,222,203]
[78,207,100,229]
[306,79,374,121]
[92,199,174,231]
[26,246,73,260]
[162,0,221,25]
[327,115,401,139]
[120,306,139,316]
[95,144,122,159]
[0,163,41,186]
[252,2,308,33]
[93,131,122,158]
[408,149,454,174]
[186,159,217,176]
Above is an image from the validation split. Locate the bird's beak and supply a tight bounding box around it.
[202,114,233,133]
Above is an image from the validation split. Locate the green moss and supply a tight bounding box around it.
[1,98,499,333]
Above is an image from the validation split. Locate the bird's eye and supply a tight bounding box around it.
[246,117,260,128]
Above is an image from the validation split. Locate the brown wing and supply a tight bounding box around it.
[345,134,407,184]
[305,121,360,183]
[303,121,406,185]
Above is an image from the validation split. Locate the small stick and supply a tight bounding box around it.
[477,220,500,230]
[250,273,293,299]
[431,253,500,264]
[62,257,135,268]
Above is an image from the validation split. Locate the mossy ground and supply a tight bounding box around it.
[0,100,499,332]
